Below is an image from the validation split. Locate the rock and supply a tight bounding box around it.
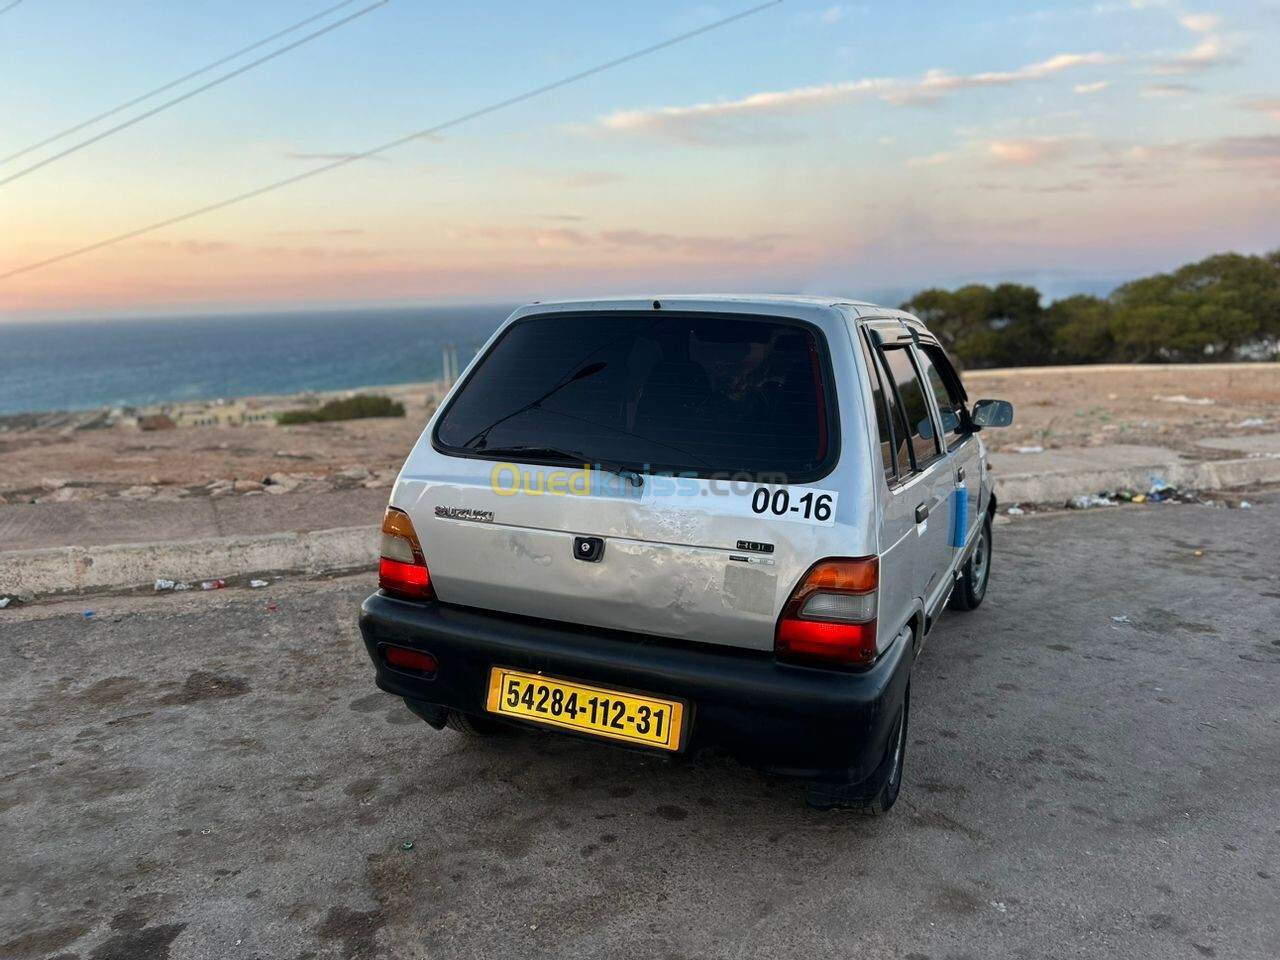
[40,477,70,490]
[264,472,302,492]
[118,485,157,500]
[233,480,265,493]
[48,486,98,503]
[338,464,372,481]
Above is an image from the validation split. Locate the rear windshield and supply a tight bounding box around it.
[433,311,836,480]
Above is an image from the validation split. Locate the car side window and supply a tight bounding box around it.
[859,334,900,480]
[916,345,966,439]
[879,345,942,470]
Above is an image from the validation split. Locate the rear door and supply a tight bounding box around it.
[396,308,851,652]
[869,328,954,613]
[915,341,983,551]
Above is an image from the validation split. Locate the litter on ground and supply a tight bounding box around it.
[1153,394,1215,405]
[1012,445,1044,454]
[154,579,176,592]
[1237,418,1265,427]
[1007,506,1025,516]
[1068,495,1117,509]
[0,597,10,609]
[1111,615,1132,624]
[249,579,269,589]
[200,579,227,591]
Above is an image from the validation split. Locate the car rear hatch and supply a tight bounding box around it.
[393,306,850,652]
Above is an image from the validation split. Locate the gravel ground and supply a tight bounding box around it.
[1,498,1278,959]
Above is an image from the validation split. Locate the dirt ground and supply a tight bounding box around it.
[965,363,1279,457]
[1,364,1276,507]
[3,498,1277,959]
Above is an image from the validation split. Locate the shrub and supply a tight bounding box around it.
[277,394,405,424]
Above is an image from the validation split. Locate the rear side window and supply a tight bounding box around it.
[859,334,901,480]
[879,346,941,470]
[917,346,965,439]
[434,312,837,480]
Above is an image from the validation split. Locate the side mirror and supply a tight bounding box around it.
[971,399,1014,428]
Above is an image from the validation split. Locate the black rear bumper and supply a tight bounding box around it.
[358,593,913,783]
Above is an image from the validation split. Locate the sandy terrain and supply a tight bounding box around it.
[964,363,1278,457]
[0,364,1276,507]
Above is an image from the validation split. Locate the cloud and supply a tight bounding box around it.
[450,224,788,259]
[1179,13,1221,33]
[1143,82,1197,97]
[987,137,1081,166]
[594,52,1110,143]
[273,228,367,237]
[284,151,391,163]
[1198,134,1280,165]
[1074,81,1110,94]
[1150,16,1239,75]
[141,240,234,255]
[539,213,587,222]
[906,151,956,168]
[1239,97,1280,122]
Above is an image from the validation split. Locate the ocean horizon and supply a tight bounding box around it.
[0,304,517,416]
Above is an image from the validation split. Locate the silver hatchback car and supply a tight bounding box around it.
[359,295,1013,812]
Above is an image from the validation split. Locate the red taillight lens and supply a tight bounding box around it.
[383,645,438,675]
[378,507,434,600]
[775,557,879,666]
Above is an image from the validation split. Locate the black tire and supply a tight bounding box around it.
[805,684,910,815]
[445,710,508,737]
[861,684,909,815]
[949,512,992,612]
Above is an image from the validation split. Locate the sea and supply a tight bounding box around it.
[0,304,516,416]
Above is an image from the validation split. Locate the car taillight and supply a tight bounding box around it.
[775,557,879,666]
[379,507,435,601]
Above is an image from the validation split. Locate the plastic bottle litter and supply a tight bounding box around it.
[1006,506,1025,516]
[200,579,227,591]
[1012,445,1044,454]
[1110,615,1131,624]
[1240,501,1253,509]
[1153,394,1214,405]
[249,579,269,589]
[154,578,176,592]
[174,581,192,591]
[0,597,10,609]
[1068,494,1117,509]
[83,610,95,618]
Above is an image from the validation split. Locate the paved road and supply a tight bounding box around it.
[2,498,1277,960]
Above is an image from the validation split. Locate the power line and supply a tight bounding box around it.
[0,0,26,17]
[0,1,781,281]
[0,0,388,186]
[0,0,369,166]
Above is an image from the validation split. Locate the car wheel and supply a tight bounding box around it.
[805,684,910,814]
[445,710,508,736]
[861,684,909,815]
[949,512,992,611]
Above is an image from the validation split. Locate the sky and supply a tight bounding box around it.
[1,0,1278,320]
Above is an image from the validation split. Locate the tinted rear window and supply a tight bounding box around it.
[434,312,836,479]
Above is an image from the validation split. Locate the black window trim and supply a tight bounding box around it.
[857,326,904,483]
[430,309,843,485]
[876,340,944,474]
[914,342,975,454]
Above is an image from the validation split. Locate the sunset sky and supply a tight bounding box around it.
[2,0,1277,320]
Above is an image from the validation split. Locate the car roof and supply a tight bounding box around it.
[510,294,920,324]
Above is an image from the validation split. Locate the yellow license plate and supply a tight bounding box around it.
[485,667,686,751]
